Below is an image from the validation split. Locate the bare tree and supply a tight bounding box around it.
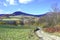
[52,3,60,25]
[46,3,60,27]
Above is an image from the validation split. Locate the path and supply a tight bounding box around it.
[34,27,60,40]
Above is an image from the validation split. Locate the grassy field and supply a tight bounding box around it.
[0,25,39,40]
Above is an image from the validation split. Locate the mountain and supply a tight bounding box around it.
[0,14,5,16]
[12,11,46,17]
[0,14,12,16]
[0,11,47,17]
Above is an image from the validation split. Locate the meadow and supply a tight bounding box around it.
[0,25,60,40]
[0,25,39,40]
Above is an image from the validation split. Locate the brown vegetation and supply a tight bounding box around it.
[43,25,60,33]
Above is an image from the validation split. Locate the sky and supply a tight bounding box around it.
[0,0,60,15]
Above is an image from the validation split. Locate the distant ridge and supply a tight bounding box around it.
[12,11,46,17]
[0,14,5,16]
[0,11,47,17]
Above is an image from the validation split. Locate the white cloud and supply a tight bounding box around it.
[3,3,7,7]
[0,2,7,7]
[19,0,33,4]
[6,0,33,5]
[6,0,17,5]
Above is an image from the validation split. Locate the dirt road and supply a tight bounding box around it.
[35,27,60,40]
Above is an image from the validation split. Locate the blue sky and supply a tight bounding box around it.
[0,0,60,15]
